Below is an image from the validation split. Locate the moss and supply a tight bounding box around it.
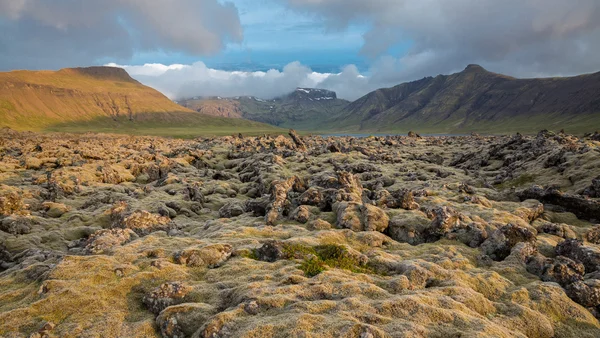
[295,244,375,277]
[282,243,317,259]
[496,173,537,189]
[299,257,327,277]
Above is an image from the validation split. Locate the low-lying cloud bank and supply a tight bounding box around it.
[108,61,388,101]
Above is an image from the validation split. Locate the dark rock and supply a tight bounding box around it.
[556,239,600,273]
[518,185,600,221]
[566,279,600,308]
[481,224,537,261]
[256,240,286,262]
[218,202,245,218]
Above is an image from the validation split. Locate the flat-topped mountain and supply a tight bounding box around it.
[0,66,280,136]
[179,88,350,130]
[327,65,600,134]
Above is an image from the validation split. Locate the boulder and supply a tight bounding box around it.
[174,244,233,268]
[143,282,192,315]
[156,303,215,338]
[481,224,537,261]
[218,202,245,218]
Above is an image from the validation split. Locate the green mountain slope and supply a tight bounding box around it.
[326,65,600,134]
[0,66,282,137]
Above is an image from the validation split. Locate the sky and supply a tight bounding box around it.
[1,0,600,101]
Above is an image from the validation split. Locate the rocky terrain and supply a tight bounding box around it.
[1,127,600,337]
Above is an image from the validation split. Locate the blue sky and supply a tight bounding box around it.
[125,0,387,73]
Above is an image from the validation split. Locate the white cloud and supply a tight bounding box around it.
[109,61,391,101]
[282,0,600,78]
[0,0,243,70]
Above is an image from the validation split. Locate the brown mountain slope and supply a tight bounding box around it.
[0,66,281,136]
[182,98,244,118]
[327,65,600,134]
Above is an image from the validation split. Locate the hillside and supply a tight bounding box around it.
[325,65,600,134]
[179,88,350,130]
[0,67,281,137]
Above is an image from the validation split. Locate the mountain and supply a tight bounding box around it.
[0,66,280,136]
[179,88,350,130]
[327,65,600,134]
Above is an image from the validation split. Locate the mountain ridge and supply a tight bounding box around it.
[325,65,600,134]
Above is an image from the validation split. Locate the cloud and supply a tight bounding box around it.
[0,0,242,70]
[108,61,387,101]
[282,0,600,78]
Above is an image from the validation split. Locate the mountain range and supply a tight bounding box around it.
[180,65,600,134]
[179,88,349,130]
[328,64,600,134]
[1,65,599,136]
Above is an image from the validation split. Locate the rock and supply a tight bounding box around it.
[448,222,490,248]
[0,215,32,235]
[387,211,432,245]
[0,190,25,216]
[143,282,192,315]
[586,225,600,244]
[541,256,585,286]
[156,303,215,338]
[334,202,389,232]
[469,195,493,208]
[425,206,460,241]
[536,222,577,239]
[582,176,600,198]
[407,131,421,138]
[119,210,172,236]
[265,176,301,225]
[158,205,177,219]
[566,279,600,308]
[256,240,286,262]
[336,171,364,203]
[84,228,138,255]
[481,223,537,261]
[307,219,332,231]
[514,200,544,223]
[298,187,325,209]
[291,205,311,223]
[379,189,419,210]
[185,184,205,204]
[25,157,43,170]
[518,186,600,222]
[174,244,233,268]
[218,202,245,218]
[289,129,307,152]
[244,197,270,216]
[41,202,70,218]
[556,239,600,273]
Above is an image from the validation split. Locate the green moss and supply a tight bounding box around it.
[496,173,537,190]
[295,244,375,277]
[299,257,327,277]
[282,243,317,259]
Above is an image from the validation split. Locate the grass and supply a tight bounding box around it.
[252,243,374,277]
[0,67,285,138]
[496,173,537,189]
[43,113,285,138]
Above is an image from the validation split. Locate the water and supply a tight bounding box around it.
[318,133,469,138]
